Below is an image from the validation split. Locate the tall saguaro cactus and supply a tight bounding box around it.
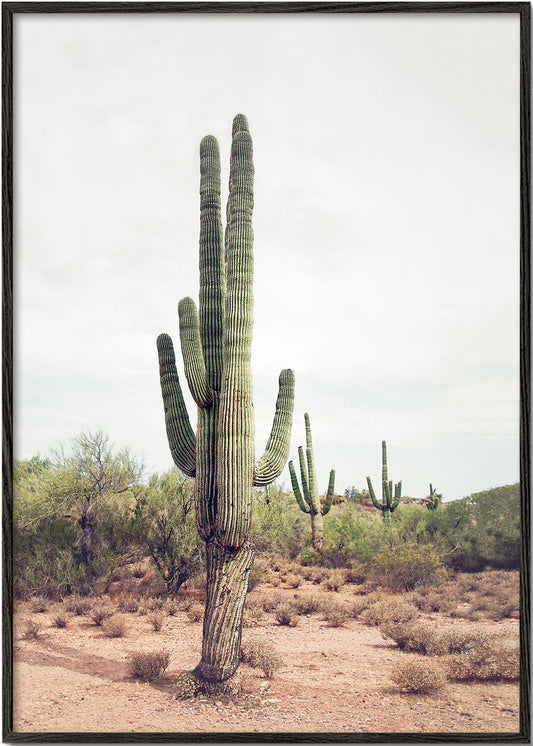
[425,483,442,510]
[157,115,295,684]
[366,440,402,523]
[289,413,335,550]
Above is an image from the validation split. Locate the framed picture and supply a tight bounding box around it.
[3,2,530,741]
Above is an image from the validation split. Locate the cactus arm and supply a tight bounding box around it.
[178,297,212,408]
[199,134,225,391]
[156,333,196,477]
[321,469,335,515]
[253,369,295,486]
[367,476,384,512]
[289,460,310,514]
[297,445,311,507]
[391,481,402,512]
[217,117,255,549]
[306,446,322,515]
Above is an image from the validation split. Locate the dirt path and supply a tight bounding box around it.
[11,588,520,737]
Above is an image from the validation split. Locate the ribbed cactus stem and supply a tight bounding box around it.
[157,116,294,684]
[289,412,335,551]
[366,440,402,523]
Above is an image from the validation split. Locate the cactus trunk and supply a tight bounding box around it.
[157,115,294,685]
[367,440,402,523]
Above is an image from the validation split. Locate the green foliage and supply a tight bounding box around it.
[131,469,203,595]
[250,484,307,558]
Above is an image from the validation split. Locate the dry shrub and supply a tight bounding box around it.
[380,621,435,654]
[360,596,419,627]
[90,603,114,626]
[165,601,179,617]
[274,602,299,627]
[22,619,42,639]
[322,570,345,592]
[146,598,166,612]
[132,564,146,579]
[391,658,446,694]
[243,597,265,627]
[117,596,140,613]
[445,633,519,682]
[187,603,204,623]
[293,594,322,616]
[260,592,285,613]
[103,617,127,638]
[127,650,171,682]
[241,639,282,679]
[30,598,48,613]
[149,612,165,632]
[64,595,93,616]
[349,597,369,618]
[53,614,69,629]
[322,601,349,628]
[284,573,302,589]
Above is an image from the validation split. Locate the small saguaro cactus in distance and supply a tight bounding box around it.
[366,440,402,523]
[425,483,442,510]
[288,412,335,551]
[157,115,295,685]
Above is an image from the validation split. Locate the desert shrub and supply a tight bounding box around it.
[349,597,370,618]
[445,633,519,682]
[391,658,446,694]
[360,596,419,627]
[103,617,127,638]
[90,603,114,626]
[274,602,299,627]
[380,621,435,654]
[260,592,285,613]
[149,612,165,632]
[293,594,322,616]
[284,573,302,589]
[64,595,93,616]
[243,597,265,627]
[175,671,202,699]
[322,601,349,627]
[145,598,166,611]
[165,601,179,616]
[344,564,367,584]
[322,570,345,592]
[371,543,448,592]
[132,564,146,579]
[22,619,42,639]
[30,598,48,613]
[187,603,204,623]
[241,639,282,679]
[117,596,139,613]
[127,650,171,682]
[53,614,69,629]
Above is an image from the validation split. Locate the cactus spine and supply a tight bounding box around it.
[425,483,442,510]
[289,413,335,550]
[157,115,295,683]
[366,440,401,523]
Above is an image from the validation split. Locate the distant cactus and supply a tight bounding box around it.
[366,440,401,523]
[157,115,295,684]
[289,413,335,550]
[425,484,442,510]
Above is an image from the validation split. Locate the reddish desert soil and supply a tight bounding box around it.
[12,583,521,737]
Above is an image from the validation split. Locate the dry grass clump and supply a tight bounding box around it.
[348,596,370,618]
[53,614,69,629]
[30,598,48,613]
[64,595,93,616]
[284,572,302,589]
[187,603,205,623]
[391,658,446,694]
[22,619,42,639]
[241,639,283,679]
[116,596,140,613]
[243,597,265,627]
[149,612,166,632]
[445,634,519,682]
[380,621,435,654]
[103,616,128,638]
[322,601,350,628]
[322,570,346,592]
[274,602,299,627]
[360,595,419,627]
[90,603,114,626]
[293,594,322,616]
[127,650,171,681]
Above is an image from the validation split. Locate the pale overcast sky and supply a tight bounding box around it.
[13,10,521,501]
